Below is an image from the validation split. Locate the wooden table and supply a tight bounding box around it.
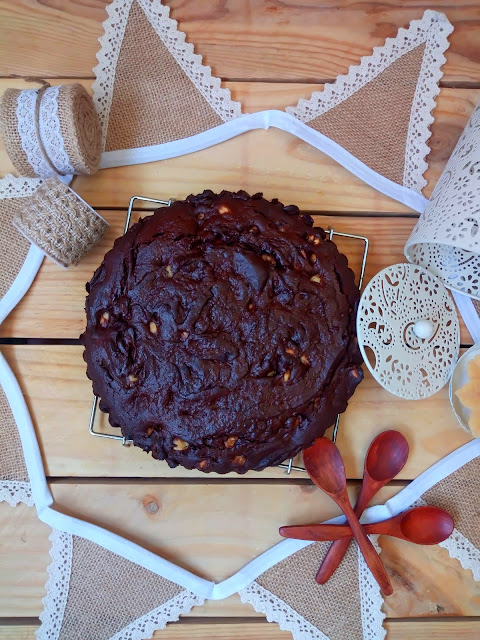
[1,2,480,639]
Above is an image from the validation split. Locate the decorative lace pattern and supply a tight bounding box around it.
[239,582,329,640]
[136,0,242,122]
[358,536,387,640]
[0,174,42,199]
[92,0,133,148]
[414,497,480,582]
[16,89,54,177]
[38,87,76,176]
[287,11,449,123]
[439,528,480,582]
[406,101,480,297]
[287,11,452,194]
[37,529,73,640]
[110,590,205,640]
[408,243,480,300]
[403,12,453,193]
[0,480,33,506]
[93,0,242,149]
[357,263,459,399]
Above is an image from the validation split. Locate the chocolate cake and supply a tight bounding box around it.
[81,190,363,473]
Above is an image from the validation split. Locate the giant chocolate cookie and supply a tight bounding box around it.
[82,190,363,473]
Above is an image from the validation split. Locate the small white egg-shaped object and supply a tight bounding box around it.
[413,319,435,340]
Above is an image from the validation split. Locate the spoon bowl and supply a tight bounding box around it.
[400,506,454,545]
[303,437,346,494]
[366,430,410,482]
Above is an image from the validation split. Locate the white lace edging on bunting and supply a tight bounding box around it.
[37,529,73,640]
[136,0,242,122]
[413,497,480,582]
[93,0,242,151]
[403,12,453,193]
[0,480,33,507]
[239,582,329,640]
[0,174,43,199]
[110,590,205,640]
[92,0,133,149]
[287,11,450,125]
[439,528,480,582]
[358,536,387,640]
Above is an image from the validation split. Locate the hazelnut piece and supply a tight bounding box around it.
[173,437,189,451]
[165,265,173,278]
[233,455,246,465]
[310,275,321,283]
[283,370,291,382]
[99,311,110,327]
[218,205,230,214]
[300,354,310,366]
[285,347,295,355]
[128,375,138,385]
[225,436,238,448]
[149,321,157,334]
[198,459,208,470]
[310,253,317,264]
[261,254,276,265]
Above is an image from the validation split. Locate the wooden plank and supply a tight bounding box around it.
[0,503,50,618]
[0,79,478,213]
[2,483,480,619]
[1,344,472,479]
[0,2,479,84]
[2,621,480,640]
[3,621,480,640]
[0,211,473,343]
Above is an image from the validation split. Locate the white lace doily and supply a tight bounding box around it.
[357,263,460,399]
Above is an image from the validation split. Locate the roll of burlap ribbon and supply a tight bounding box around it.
[12,177,108,268]
[0,83,101,178]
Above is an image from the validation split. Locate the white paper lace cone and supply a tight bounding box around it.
[405,101,480,299]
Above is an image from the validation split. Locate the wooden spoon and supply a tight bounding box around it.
[303,437,393,595]
[279,506,454,544]
[316,430,409,584]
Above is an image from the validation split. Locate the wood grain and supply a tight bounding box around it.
[1,483,479,620]
[2,621,480,640]
[1,344,471,480]
[0,80,478,213]
[2,2,479,637]
[0,1,479,84]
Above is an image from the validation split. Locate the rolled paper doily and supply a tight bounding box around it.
[405,101,480,299]
[0,83,101,178]
[12,177,108,268]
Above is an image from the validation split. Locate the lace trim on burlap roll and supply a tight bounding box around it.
[12,178,108,268]
[0,84,101,178]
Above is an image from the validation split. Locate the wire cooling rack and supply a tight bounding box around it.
[88,195,369,474]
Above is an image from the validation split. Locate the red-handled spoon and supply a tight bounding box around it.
[316,430,409,584]
[279,506,454,544]
[303,437,393,596]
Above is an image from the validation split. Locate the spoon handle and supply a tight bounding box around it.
[341,498,393,596]
[316,482,376,584]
